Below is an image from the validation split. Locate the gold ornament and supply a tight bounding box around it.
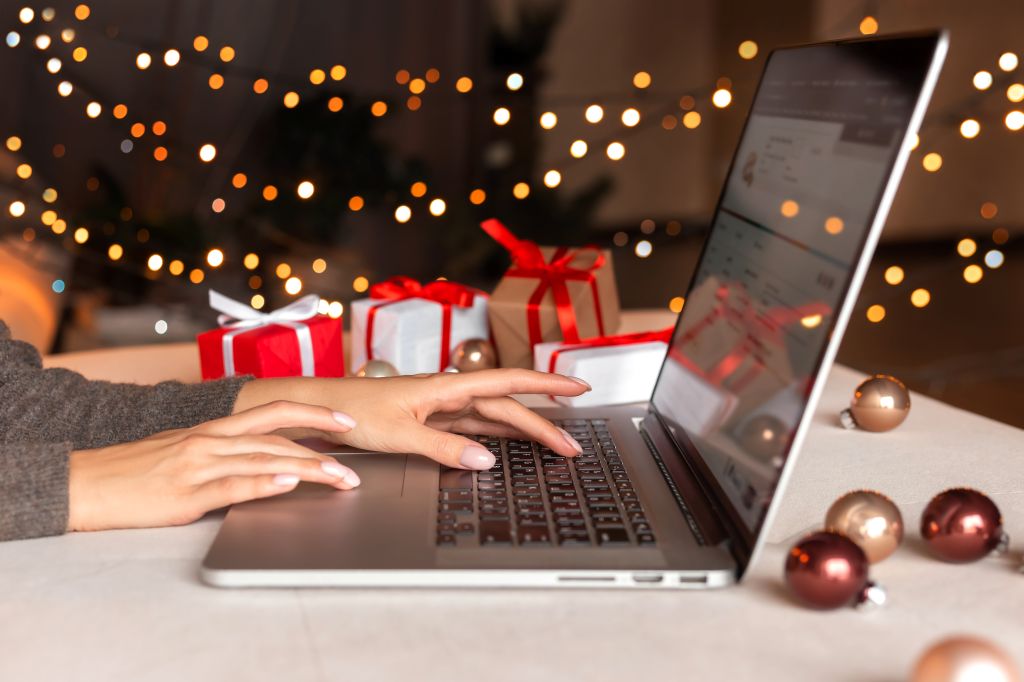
[355,359,399,377]
[824,490,903,563]
[839,374,910,432]
[911,636,1021,682]
[738,414,789,462]
[451,338,497,372]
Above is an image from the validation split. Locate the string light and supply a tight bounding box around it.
[569,140,588,158]
[1007,83,1024,102]
[16,163,31,179]
[46,57,60,73]
[984,250,1005,269]
[348,195,364,211]
[312,258,327,273]
[51,279,65,293]
[606,141,625,160]
[866,304,886,323]
[330,65,346,80]
[168,260,184,276]
[163,49,180,66]
[284,276,302,295]
[662,115,677,130]
[632,71,652,89]
[6,32,20,48]
[136,52,151,69]
[253,78,269,94]
[859,16,879,35]
[283,91,299,108]
[506,73,523,91]
[40,7,54,21]
[74,4,89,21]
[513,182,530,199]
[262,185,278,200]
[275,263,291,279]
[780,199,799,218]
[40,210,56,225]
[585,104,604,123]
[824,216,844,234]
[621,108,640,127]
[219,45,235,62]
[410,181,427,197]
[42,188,57,202]
[107,244,123,261]
[18,7,33,23]
[327,301,343,318]
[884,266,905,285]
[147,254,163,271]
[208,73,225,90]
[539,111,557,129]
[60,28,74,42]
[231,173,247,189]
[980,201,998,219]
[921,152,942,171]
[959,119,980,138]
[493,107,511,125]
[669,296,685,313]
[251,294,265,310]
[409,78,425,94]
[243,253,260,269]
[309,68,325,85]
[328,96,343,112]
[429,198,446,216]
[153,146,168,161]
[543,170,562,188]
[353,276,369,293]
[469,189,486,205]
[112,104,128,119]
[682,111,701,128]
[189,269,205,284]
[85,101,101,118]
[972,70,993,90]
[34,34,50,50]
[712,88,732,108]
[992,228,1009,244]
[394,205,411,223]
[5,135,20,151]
[130,122,145,137]
[193,35,208,51]
[998,52,1018,72]
[634,240,652,258]
[455,76,473,93]
[9,201,26,217]
[297,180,315,199]
[738,40,758,59]
[198,143,217,162]
[910,288,931,308]
[957,238,977,257]
[206,248,224,267]
[963,264,984,284]
[371,101,387,117]
[1005,110,1024,130]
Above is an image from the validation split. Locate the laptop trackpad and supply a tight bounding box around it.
[330,453,408,497]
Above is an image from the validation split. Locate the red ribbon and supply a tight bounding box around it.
[481,218,607,348]
[546,327,675,374]
[365,276,480,370]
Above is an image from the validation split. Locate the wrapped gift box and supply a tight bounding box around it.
[198,292,344,380]
[534,328,672,407]
[350,276,489,375]
[483,219,621,368]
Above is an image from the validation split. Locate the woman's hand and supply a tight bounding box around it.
[67,401,360,532]
[236,370,592,471]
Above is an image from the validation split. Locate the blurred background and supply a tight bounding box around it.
[1,0,1021,427]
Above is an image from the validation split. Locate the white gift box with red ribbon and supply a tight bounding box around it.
[350,277,489,375]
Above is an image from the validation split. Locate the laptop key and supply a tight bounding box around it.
[480,521,513,545]
[437,534,457,546]
[516,527,551,545]
[597,528,631,546]
[439,469,475,490]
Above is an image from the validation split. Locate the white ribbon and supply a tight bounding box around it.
[209,290,320,377]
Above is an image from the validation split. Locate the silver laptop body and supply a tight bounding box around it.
[202,32,947,589]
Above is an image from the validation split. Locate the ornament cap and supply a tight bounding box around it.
[854,581,887,611]
[839,408,857,430]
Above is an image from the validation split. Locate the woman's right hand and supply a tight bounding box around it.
[67,401,362,532]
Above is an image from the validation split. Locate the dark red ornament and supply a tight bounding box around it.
[784,531,877,610]
[920,488,1005,563]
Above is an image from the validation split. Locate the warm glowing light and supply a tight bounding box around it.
[973,70,993,90]
[634,240,652,258]
[198,143,217,162]
[163,48,180,66]
[35,34,51,50]
[193,35,208,51]
[999,52,1019,72]
[780,200,799,218]
[910,288,931,308]
[539,111,557,129]
[866,305,886,323]
[957,238,977,258]
[682,111,702,129]
[1005,110,1024,130]
[284,276,302,295]
[253,78,268,94]
[9,201,26,217]
[147,254,164,271]
[111,104,127,119]
[669,296,685,313]
[19,7,34,22]
[884,266,905,285]
[395,205,412,223]
[311,258,327,274]
[606,141,625,160]
[85,101,101,118]
[309,68,326,85]
[330,64,346,81]
[6,31,20,48]
[297,180,315,199]
[371,101,387,117]
[153,146,168,161]
[328,96,343,112]
[262,185,278,201]
[107,244,123,261]
[283,91,300,108]
[189,269,205,284]
[130,122,145,138]
[395,69,410,85]
[921,152,942,171]
[42,188,57,202]
[859,16,878,35]
[51,219,66,234]
[985,250,1005,269]
[512,182,530,200]
[585,104,604,123]
[506,73,523,91]
[251,294,265,310]
[569,140,588,158]
[1008,83,1024,102]
[57,80,72,96]
[800,313,823,329]
[46,57,61,73]
[353,276,369,293]
[208,73,224,90]
[410,181,427,198]
[543,170,562,188]
[40,210,56,225]
[219,45,235,62]
[241,253,259,270]
[455,76,473,93]
[275,263,291,279]
[824,216,844,234]
[429,198,446,216]
[231,173,247,189]
[959,119,980,139]
[963,264,984,284]
[493,107,511,125]
[632,71,651,89]
[136,52,151,69]
[621,108,640,127]
[408,77,426,94]
[73,227,89,244]
[993,228,1009,244]
[327,301,343,318]
[74,4,90,20]
[469,189,486,205]
[738,40,758,60]
[16,163,31,179]
[348,195,364,211]
[204,248,224,268]
[980,202,998,219]
[712,89,732,108]
[6,136,21,151]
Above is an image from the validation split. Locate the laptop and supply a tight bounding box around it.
[202,32,947,588]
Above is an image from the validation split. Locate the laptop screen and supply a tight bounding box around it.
[650,36,938,540]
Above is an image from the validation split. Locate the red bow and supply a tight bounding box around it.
[481,218,607,347]
[547,327,674,373]
[365,276,479,370]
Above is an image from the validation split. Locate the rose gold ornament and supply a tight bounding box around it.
[739,414,789,462]
[824,490,904,563]
[911,635,1021,682]
[921,488,1007,563]
[451,338,497,372]
[355,359,399,378]
[784,531,885,610]
[839,374,910,432]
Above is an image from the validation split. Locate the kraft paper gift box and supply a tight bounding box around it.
[482,219,621,369]
[533,328,673,407]
[198,291,344,380]
[350,276,489,375]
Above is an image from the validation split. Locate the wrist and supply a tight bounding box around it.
[232,377,330,414]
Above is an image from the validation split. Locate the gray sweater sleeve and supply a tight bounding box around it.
[0,320,252,541]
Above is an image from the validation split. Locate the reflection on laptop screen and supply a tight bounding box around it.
[651,37,935,538]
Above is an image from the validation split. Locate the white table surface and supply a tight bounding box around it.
[15,312,1024,681]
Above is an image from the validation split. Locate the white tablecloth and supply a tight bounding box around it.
[17,312,1024,681]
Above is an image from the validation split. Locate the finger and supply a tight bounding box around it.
[397,421,498,471]
[195,401,357,438]
[189,474,308,512]
[190,452,360,490]
[433,415,529,440]
[472,396,582,457]
[180,433,337,464]
[438,369,591,401]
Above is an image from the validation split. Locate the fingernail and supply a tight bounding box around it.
[332,411,357,428]
[459,445,496,470]
[342,471,361,487]
[321,461,347,478]
[273,474,300,487]
[557,427,583,454]
[568,376,592,391]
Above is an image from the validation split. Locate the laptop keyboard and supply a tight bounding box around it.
[436,419,656,548]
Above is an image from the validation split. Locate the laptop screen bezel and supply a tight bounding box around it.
[644,31,946,570]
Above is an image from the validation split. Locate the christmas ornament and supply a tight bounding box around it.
[839,374,910,432]
[738,414,788,462]
[824,490,904,564]
[921,488,1007,563]
[451,338,497,372]
[355,359,399,378]
[784,531,886,610]
[911,635,1021,682]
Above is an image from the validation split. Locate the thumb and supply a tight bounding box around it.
[402,422,496,471]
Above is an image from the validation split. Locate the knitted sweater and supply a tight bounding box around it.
[0,320,249,541]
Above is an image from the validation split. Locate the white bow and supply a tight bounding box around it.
[208,290,319,377]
